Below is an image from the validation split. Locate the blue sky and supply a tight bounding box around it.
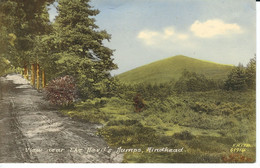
[48,0,256,75]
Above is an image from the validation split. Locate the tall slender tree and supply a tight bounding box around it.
[54,0,117,98]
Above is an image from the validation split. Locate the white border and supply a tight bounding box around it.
[0,2,259,168]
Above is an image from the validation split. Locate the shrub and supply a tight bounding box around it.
[144,114,163,126]
[133,93,146,112]
[44,75,77,106]
[65,110,108,123]
[190,102,216,114]
[98,122,157,147]
[173,131,194,140]
[107,119,140,126]
[174,70,218,93]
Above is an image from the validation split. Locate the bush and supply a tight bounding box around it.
[44,75,77,106]
[133,93,146,112]
[190,102,216,114]
[174,70,218,93]
[107,119,141,126]
[173,131,194,140]
[144,114,163,126]
[98,122,157,147]
[65,110,108,123]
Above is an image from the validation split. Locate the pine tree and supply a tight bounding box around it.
[224,64,247,91]
[224,58,256,91]
[245,56,256,89]
[54,0,118,98]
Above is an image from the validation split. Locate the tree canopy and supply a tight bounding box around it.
[0,0,54,67]
[53,0,117,98]
[1,0,118,99]
[224,57,256,91]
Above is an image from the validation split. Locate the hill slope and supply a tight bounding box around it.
[117,55,234,84]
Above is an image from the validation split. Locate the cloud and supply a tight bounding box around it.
[137,27,188,46]
[190,19,243,38]
[137,30,160,45]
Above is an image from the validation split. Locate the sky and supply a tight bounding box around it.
[48,0,256,75]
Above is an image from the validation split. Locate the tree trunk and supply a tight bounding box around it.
[23,65,29,80]
[42,69,46,88]
[23,66,26,79]
[37,64,40,90]
[26,66,29,80]
[31,64,35,87]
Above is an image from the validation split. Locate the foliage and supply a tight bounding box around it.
[44,75,77,106]
[98,120,158,147]
[1,0,118,100]
[224,64,247,91]
[0,57,11,76]
[52,0,117,99]
[175,70,218,92]
[133,94,146,112]
[116,69,222,103]
[0,0,54,68]
[224,58,256,91]
[28,35,60,81]
[190,102,216,114]
[144,114,163,126]
[245,57,256,89]
[61,87,255,163]
[172,131,194,140]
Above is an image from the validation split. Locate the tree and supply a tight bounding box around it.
[0,0,55,86]
[53,0,117,98]
[174,70,217,92]
[224,64,247,91]
[0,0,18,62]
[245,56,256,90]
[224,58,256,91]
[0,0,53,67]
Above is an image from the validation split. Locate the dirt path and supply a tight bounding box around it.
[0,74,123,163]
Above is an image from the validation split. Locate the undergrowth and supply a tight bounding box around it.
[61,89,256,163]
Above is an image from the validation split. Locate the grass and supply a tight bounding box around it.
[61,89,256,163]
[117,55,234,84]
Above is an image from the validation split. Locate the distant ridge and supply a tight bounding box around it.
[117,55,234,84]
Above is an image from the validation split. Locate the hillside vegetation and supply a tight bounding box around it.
[61,89,255,163]
[118,55,233,84]
[59,57,256,163]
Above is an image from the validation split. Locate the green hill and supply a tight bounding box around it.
[117,55,234,84]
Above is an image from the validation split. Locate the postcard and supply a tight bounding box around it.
[0,0,256,164]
